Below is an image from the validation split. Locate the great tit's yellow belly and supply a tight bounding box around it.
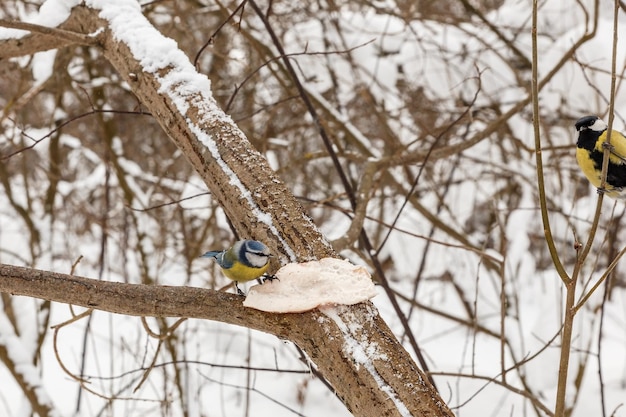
[222,262,269,282]
[576,148,602,188]
[576,147,623,198]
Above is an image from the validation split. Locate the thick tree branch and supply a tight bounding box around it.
[0,263,454,417]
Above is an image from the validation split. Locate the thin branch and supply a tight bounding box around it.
[552,0,603,415]
[331,160,377,251]
[531,0,576,284]
[573,243,626,313]
[376,70,482,255]
[224,39,375,113]
[246,0,356,209]
[429,371,553,416]
[193,0,248,68]
[1,110,152,161]
[0,19,101,45]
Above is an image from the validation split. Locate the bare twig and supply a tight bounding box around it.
[0,19,101,45]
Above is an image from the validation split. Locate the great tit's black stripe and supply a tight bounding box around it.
[576,130,600,151]
[587,149,626,188]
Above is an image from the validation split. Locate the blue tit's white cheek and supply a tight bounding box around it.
[245,252,270,268]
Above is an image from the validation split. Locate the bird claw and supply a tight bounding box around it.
[261,274,279,284]
[234,282,245,296]
[602,141,615,152]
[597,186,622,195]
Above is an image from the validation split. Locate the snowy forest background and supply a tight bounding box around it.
[1,0,626,416]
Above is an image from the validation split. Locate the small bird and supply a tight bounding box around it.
[200,240,273,295]
[575,115,626,199]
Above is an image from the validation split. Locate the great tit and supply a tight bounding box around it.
[575,115,626,199]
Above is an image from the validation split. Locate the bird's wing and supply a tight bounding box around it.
[200,250,222,259]
[201,250,235,268]
[607,130,626,164]
[219,250,237,268]
[604,130,626,188]
[606,165,626,188]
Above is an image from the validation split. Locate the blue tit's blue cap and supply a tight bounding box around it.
[245,240,270,255]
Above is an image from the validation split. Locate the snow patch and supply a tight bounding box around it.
[243,258,377,313]
[0,313,57,415]
[0,0,78,39]
[320,304,412,417]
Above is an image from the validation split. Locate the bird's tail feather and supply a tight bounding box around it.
[200,251,221,258]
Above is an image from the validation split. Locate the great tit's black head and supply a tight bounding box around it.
[575,115,607,133]
[575,115,607,150]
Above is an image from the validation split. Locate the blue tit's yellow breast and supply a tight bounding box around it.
[221,261,269,282]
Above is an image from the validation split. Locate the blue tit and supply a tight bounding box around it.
[576,115,626,199]
[201,240,272,294]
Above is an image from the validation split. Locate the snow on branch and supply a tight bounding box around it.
[82,0,334,261]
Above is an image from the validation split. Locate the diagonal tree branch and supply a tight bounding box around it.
[61,5,332,263]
